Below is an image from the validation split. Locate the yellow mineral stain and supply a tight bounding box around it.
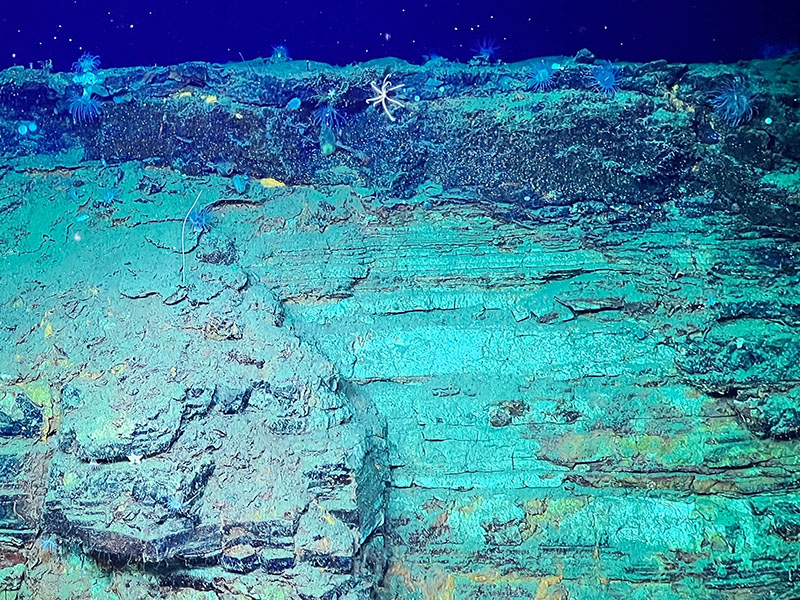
[664,85,695,114]
[422,572,454,600]
[234,113,243,119]
[178,91,192,98]
[260,177,286,188]
[18,383,51,410]
[313,500,337,525]
[464,568,551,586]
[17,381,57,441]
[465,568,499,584]
[385,561,416,592]
[110,362,127,375]
[43,323,53,338]
[457,495,483,518]
[534,572,563,600]
[204,95,218,104]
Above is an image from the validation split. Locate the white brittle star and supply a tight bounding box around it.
[366,74,405,122]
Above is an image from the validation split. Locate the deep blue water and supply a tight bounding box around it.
[1,0,799,71]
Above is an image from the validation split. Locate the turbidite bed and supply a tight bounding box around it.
[0,50,799,599]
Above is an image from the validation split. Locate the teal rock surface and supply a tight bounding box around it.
[0,51,798,599]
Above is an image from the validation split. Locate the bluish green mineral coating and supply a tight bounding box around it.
[0,49,799,600]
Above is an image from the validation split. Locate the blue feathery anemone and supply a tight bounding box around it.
[313,104,346,131]
[271,45,290,62]
[72,52,100,73]
[711,76,756,126]
[68,91,103,123]
[472,38,500,61]
[528,60,556,92]
[590,60,621,97]
[95,188,118,210]
[188,207,214,233]
[39,536,59,555]
[166,494,188,514]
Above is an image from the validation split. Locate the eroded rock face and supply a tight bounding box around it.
[0,52,799,599]
[2,279,387,599]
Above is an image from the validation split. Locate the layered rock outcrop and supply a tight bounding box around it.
[0,51,798,598]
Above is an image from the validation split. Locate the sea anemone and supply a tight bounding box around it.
[528,60,556,92]
[166,495,187,514]
[68,91,103,123]
[72,52,100,73]
[589,60,621,97]
[39,536,59,555]
[711,76,756,126]
[472,38,500,61]
[271,45,290,62]
[188,206,214,233]
[95,188,118,210]
[312,104,346,131]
